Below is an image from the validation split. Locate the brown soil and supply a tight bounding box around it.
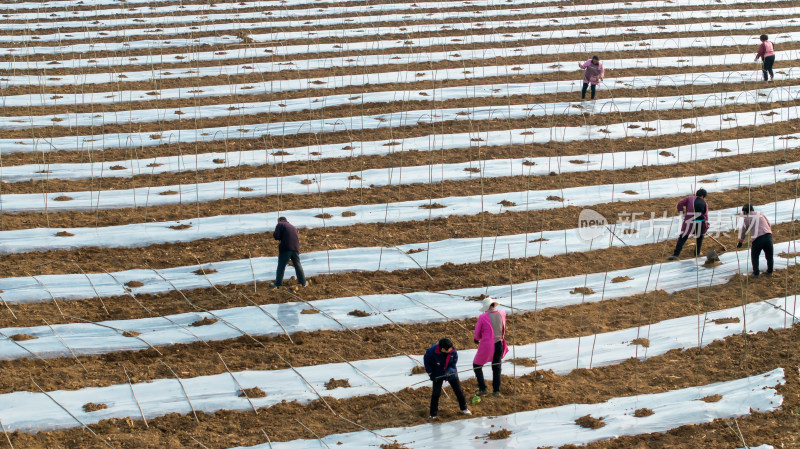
[630,338,650,348]
[347,310,370,317]
[486,428,512,439]
[9,334,36,341]
[611,276,632,283]
[633,408,654,418]
[575,415,606,429]
[82,402,108,412]
[190,317,218,327]
[571,287,595,295]
[699,394,723,403]
[238,387,266,398]
[8,140,797,235]
[509,358,537,367]
[711,317,741,325]
[410,365,427,375]
[3,238,798,394]
[324,378,351,390]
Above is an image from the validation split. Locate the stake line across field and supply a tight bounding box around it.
[5,49,792,89]
[0,300,790,432]
[4,28,794,71]
[3,141,800,215]
[0,0,764,32]
[10,78,800,132]
[1,242,797,361]
[4,10,797,45]
[0,197,795,303]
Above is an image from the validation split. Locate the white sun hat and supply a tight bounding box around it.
[480,296,499,313]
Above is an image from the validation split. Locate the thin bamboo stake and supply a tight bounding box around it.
[333,352,412,409]
[159,361,199,423]
[42,319,88,373]
[259,429,274,449]
[0,418,14,449]
[239,292,295,344]
[30,377,115,449]
[295,418,331,449]
[217,352,258,415]
[122,366,148,428]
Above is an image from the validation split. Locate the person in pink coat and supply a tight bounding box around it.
[578,55,604,100]
[472,297,509,397]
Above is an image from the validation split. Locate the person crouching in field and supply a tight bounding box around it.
[578,55,604,100]
[423,338,471,419]
[756,34,775,82]
[473,297,508,397]
[668,189,709,260]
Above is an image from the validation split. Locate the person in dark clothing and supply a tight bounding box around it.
[669,189,709,260]
[737,204,774,277]
[423,338,471,419]
[755,34,775,82]
[270,217,307,287]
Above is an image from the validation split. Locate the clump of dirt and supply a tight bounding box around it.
[272,151,291,156]
[486,429,512,440]
[631,338,650,348]
[682,123,696,129]
[699,394,722,403]
[699,179,717,184]
[315,213,333,219]
[575,414,605,429]
[406,248,426,254]
[341,211,356,217]
[325,378,350,390]
[634,408,654,417]
[498,200,516,207]
[467,294,490,302]
[52,195,73,201]
[146,162,162,168]
[347,309,370,317]
[190,317,218,327]
[778,251,800,258]
[570,287,595,295]
[622,190,638,195]
[627,124,640,129]
[9,334,35,341]
[641,127,656,131]
[546,196,563,202]
[623,229,637,234]
[420,203,447,209]
[569,160,588,164]
[411,365,427,375]
[82,402,107,412]
[714,148,731,153]
[529,238,548,242]
[212,158,226,164]
[159,190,178,195]
[659,151,673,157]
[463,167,481,173]
[124,281,144,288]
[109,165,127,170]
[712,317,741,325]
[300,179,313,185]
[300,308,320,314]
[521,160,535,166]
[55,231,74,237]
[238,387,266,398]
[612,276,632,283]
[239,187,254,192]
[347,175,361,180]
[169,224,192,230]
[383,141,401,146]
[509,358,537,367]
[122,330,141,338]
[380,442,409,449]
[192,268,217,275]
[787,169,800,175]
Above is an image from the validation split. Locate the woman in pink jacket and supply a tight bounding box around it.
[472,297,508,397]
[578,55,604,100]
[755,34,775,82]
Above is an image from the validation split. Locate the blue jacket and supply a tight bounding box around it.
[423,344,458,380]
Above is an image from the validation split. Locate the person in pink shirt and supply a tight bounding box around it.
[472,297,508,397]
[755,34,775,82]
[578,55,604,100]
[737,204,773,277]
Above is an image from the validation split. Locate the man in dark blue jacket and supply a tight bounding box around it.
[270,217,308,288]
[423,338,470,419]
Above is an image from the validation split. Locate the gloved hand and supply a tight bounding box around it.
[428,374,434,381]
[474,339,480,344]
[737,242,743,248]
